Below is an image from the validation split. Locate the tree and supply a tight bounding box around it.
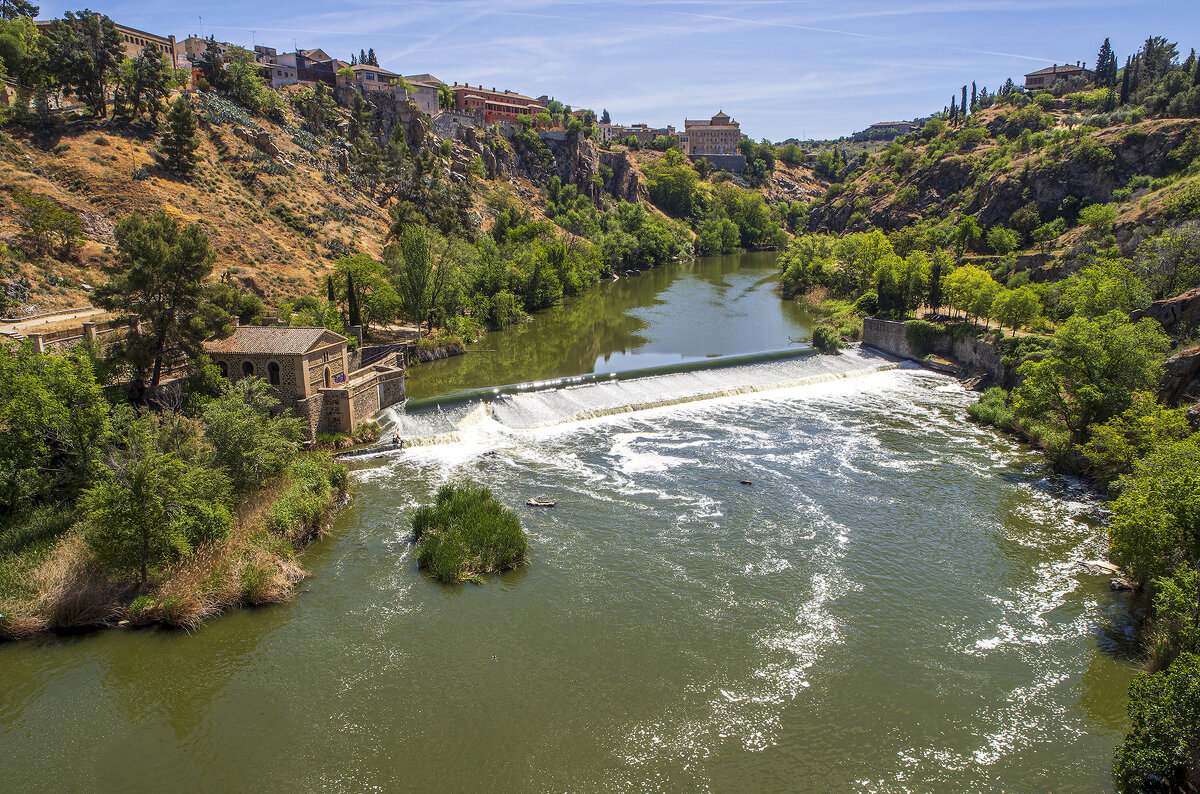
[338,254,399,331]
[359,48,367,66]
[199,36,223,87]
[986,226,1018,255]
[961,85,968,119]
[991,286,1041,336]
[0,0,37,19]
[1095,38,1118,87]
[1141,36,1178,80]
[387,225,460,334]
[95,212,215,391]
[1137,222,1200,300]
[970,81,977,111]
[346,270,360,327]
[1079,203,1118,235]
[1013,311,1170,444]
[0,14,49,118]
[12,188,81,257]
[952,215,982,256]
[202,378,303,493]
[367,47,378,66]
[1114,653,1200,794]
[114,44,173,122]
[221,46,265,111]
[1062,258,1150,318]
[44,10,123,117]
[1083,391,1190,484]
[1120,55,1133,105]
[161,96,199,175]
[84,419,231,584]
[0,345,110,512]
[600,108,611,124]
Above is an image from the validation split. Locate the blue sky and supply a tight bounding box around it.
[37,1,1200,140]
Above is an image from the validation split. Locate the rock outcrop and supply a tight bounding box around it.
[1132,287,1200,337]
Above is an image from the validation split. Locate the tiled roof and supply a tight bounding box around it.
[1025,63,1092,77]
[405,73,446,86]
[203,326,345,355]
[351,63,399,76]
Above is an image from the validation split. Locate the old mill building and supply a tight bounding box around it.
[203,324,405,438]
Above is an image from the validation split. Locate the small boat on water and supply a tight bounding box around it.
[526,497,557,507]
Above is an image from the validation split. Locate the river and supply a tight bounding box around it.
[0,252,1137,792]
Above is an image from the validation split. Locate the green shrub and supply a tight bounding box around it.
[412,484,528,583]
[967,387,1016,430]
[1113,653,1200,794]
[903,319,946,356]
[853,290,878,315]
[1163,185,1200,222]
[811,325,843,353]
[265,455,344,541]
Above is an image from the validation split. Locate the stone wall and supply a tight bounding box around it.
[691,153,747,174]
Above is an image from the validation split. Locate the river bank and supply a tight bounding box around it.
[0,453,348,641]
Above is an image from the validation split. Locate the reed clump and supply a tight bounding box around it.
[412,484,528,583]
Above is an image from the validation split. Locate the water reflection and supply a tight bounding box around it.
[406,251,813,399]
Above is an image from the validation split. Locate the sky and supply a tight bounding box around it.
[36,0,1200,140]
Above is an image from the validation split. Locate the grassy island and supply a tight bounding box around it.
[412,484,529,583]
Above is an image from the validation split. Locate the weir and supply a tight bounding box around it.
[384,347,903,447]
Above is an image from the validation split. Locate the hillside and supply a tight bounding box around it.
[0,92,568,315]
[803,101,1200,277]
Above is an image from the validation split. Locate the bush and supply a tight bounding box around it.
[967,387,1016,431]
[811,325,843,353]
[411,484,528,583]
[1113,653,1200,794]
[853,290,878,315]
[265,456,345,542]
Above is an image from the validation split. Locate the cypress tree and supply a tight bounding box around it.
[350,53,357,66]
[1194,52,1200,86]
[359,48,367,65]
[326,274,336,304]
[970,81,977,112]
[161,96,199,175]
[949,96,957,125]
[961,85,968,119]
[367,47,378,66]
[347,272,360,327]
[1120,56,1132,105]
[1095,38,1115,86]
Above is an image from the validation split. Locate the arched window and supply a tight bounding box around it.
[217,361,228,378]
[323,367,331,388]
[242,361,254,377]
[268,361,281,386]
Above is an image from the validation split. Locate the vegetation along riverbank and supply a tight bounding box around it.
[0,8,801,639]
[774,34,1200,789]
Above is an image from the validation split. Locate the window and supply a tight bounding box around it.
[242,361,254,376]
[268,361,281,386]
[323,367,332,388]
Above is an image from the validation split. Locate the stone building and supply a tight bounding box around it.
[350,63,401,92]
[38,17,178,64]
[1024,62,1093,90]
[684,111,742,156]
[203,325,405,439]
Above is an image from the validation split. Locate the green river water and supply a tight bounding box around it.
[0,252,1137,792]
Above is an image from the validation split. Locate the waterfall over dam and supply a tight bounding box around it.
[386,347,904,446]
